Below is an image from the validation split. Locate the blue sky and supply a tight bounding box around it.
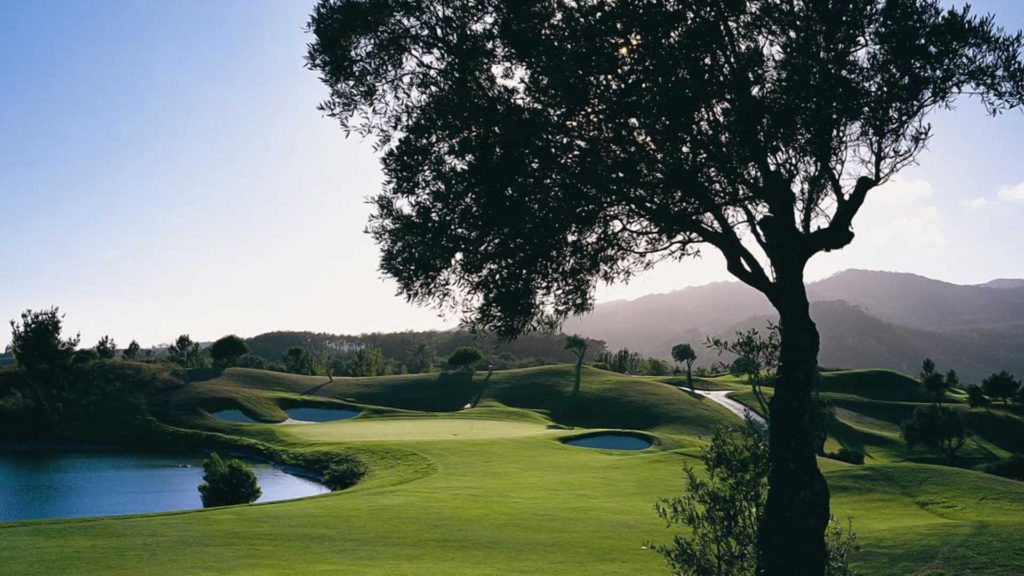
[2,1,1024,349]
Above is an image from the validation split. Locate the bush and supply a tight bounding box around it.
[198,452,262,507]
[321,454,367,491]
[827,447,865,465]
[650,424,859,575]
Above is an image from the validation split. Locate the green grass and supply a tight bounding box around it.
[2,364,1023,575]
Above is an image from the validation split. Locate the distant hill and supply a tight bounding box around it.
[565,269,1024,382]
[976,278,1024,290]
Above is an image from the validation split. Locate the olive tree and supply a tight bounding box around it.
[565,334,588,395]
[306,2,1024,573]
[671,343,697,391]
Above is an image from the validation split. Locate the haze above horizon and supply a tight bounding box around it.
[2,0,1024,349]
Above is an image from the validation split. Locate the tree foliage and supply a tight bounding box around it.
[672,343,697,391]
[210,335,250,367]
[307,0,1024,339]
[965,384,990,409]
[708,324,780,417]
[901,405,968,464]
[981,371,1020,405]
[95,335,117,360]
[197,452,262,508]
[9,307,80,372]
[651,425,858,576]
[448,346,484,372]
[123,340,142,362]
[321,454,368,491]
[168,334,202,369]
[284,346,317,375]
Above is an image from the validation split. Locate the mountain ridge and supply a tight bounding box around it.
[567,269,1024,381]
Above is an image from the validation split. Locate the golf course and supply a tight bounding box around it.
[1,364,1021,575]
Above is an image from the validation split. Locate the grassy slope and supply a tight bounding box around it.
[2,365,1023,575]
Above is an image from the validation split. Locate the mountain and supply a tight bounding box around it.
[564,269,1024,382]
[977,278,1024,290]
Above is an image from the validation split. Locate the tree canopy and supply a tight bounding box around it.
[307,0,1024,337]
[210,335,250,367]
[9,307,80,372]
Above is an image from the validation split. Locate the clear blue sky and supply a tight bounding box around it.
[2,1,1024,349]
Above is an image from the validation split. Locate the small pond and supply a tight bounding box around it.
[283,407,359,423]
[563,433,652,451]
[210,407,359,424]
[0,448,328,522]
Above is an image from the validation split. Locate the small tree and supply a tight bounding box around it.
[922,372,947,404]
[919,358,937,381]
[966,385,990,410]
[9,307,79,371]
[981,371,1021,405]
[644,357,671,376]
[945,369,960,392]
[652,425,858,576]
[123,340,142,362]
[348,347,387,377]
[708,324,781,417]
[210,335,250,368]
[448,346,483,373]
[168,334,202,368]
[671,343,698,391]
[564,334,588,395]
[901,405,968,464]
[197,452,262,508]
[283,346,317,375]
[95,335,117,360]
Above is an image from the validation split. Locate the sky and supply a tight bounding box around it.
[2,1,1024,349]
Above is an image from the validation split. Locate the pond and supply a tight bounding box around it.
[0,448,329,522]
[563,433,652,451]
[210,407,359,424]
[283,407,359,423]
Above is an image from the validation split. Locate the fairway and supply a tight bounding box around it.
[2,366,1023,575]
[281,417,553,442]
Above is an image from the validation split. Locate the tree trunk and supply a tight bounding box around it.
[758,279,830,576]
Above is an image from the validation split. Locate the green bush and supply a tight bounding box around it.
[198,452,262,507]
[321,454,367,491]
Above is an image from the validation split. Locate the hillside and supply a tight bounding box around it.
[565,269,1024,381]
[4,364,1023,575]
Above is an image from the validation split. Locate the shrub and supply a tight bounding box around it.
[650,424,859,575]
[198,452,262,508]
[321,454,367,491]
